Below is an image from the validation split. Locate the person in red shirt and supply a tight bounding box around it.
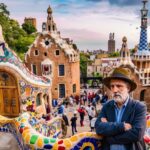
[78,106,86,126]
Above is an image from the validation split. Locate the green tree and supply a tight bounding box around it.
[0,3,37,60]
[22,22,37,34]
[92,72,102,77]
[109,51,120,57]
[0,3,9,16]
[80,52,91,77]
[130,48,136,56]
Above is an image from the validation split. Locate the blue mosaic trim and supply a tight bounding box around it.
[138,28,149,53]
[0,123,26,150]
[71,137,102,150]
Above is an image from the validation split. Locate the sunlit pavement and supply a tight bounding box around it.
[64,101,102,138]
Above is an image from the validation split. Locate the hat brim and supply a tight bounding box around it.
[103,76,137,92]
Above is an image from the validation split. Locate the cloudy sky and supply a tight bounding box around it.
[1,0,150,51]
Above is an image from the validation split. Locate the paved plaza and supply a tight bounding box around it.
[64,102,102,138]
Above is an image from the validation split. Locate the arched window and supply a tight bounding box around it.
[56,50,60,56]
[35,50,39,56]
[73,84,76,93]
[59,84,65,98]
[44,52,48,56]
[140,90,145,101]
[48,25,51,31]
[53,25,55,31]
[32,64,37,75]
[59,65,65,76]
[43,94,49,104]
[41,59,52,76]
[123,51,125,57]
[36,93,41,106]
[42,64,52,75]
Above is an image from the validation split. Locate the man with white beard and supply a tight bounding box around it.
[95,67,146,150]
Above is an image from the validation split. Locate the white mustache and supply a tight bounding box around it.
[113,94,122,99]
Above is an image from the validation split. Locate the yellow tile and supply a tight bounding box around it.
[78,133,86,138]
[70,135,78,142]
[37,138,43,148]
[64,139,72,149]
[25,134,31,144]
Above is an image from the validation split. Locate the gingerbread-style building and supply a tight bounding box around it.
[25,6,80,99]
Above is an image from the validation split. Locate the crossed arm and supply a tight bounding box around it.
[95,103,146,144]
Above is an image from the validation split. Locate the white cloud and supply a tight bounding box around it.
[55,1,141,50]
[1,0,146,50]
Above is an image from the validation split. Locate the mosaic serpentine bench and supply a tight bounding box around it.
[0,115,26,150]
[28,115,62,138]
[0,113,102,150]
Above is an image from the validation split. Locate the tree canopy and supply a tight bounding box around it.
[108,51,120,57]
[0,3,37,60]
[0,3,9,16]
[80,52,91,78]
[22,22,37,34]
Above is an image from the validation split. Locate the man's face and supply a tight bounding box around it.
[110,79,130,104]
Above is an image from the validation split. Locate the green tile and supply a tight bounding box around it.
[30,135,38,144]
[50,138,56,143]
[44,138,49,144]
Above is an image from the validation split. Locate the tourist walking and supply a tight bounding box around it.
[78,106,86,126]
[61,113,69,138]
[90,116,97,132]
[70,112,78,135]
[57,102,65,115]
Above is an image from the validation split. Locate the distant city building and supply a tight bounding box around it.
[87,57,119,77]
[24,17,37,29]
[90,55,96,61]
[96,53,108,59]
[87,59,102,77]
[80,49,106,54]
[108,33,115,53]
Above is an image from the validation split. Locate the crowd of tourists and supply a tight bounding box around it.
[50,90,109,137]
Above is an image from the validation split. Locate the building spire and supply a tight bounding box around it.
[42,5,57,32]
[47,5,52,14]
[138,0,149,54]
[120,37,134,67]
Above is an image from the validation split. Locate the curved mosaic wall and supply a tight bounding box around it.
[28,114,62,138]
[0,113,102,150]
[15,113,102,150]
[0,42,50,85]
[1,112,149,149]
